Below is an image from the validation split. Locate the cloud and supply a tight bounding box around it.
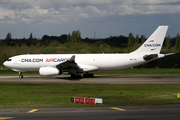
[0,0,180,25]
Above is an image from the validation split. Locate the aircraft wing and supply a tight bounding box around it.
[56,55,98,74]
[56,55,79,69]
[56,55,83,74]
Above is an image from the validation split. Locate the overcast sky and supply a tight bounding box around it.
[0,0,180,39]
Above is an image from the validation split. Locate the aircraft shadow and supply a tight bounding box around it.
[23,75,166,81]
[55,77,82,81]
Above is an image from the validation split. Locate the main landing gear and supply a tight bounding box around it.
[70,73,94,78]
[19,72,23,79]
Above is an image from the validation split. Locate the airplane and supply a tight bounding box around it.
[3,26,173,79]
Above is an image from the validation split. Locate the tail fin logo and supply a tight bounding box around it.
[144,39,161,48]
[151,48,156,51]
[148,40,154,43]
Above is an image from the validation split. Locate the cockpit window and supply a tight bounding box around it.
[7,59,12,61]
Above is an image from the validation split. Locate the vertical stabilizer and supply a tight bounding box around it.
[131,26,168,54]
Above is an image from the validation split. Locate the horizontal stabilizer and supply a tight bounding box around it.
[143,54,158,61]
[164,53,175,56]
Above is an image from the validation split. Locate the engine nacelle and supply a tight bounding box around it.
[39,67,61,76]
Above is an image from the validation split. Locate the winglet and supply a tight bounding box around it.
[69,55,75,61]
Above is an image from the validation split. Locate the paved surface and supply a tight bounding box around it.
[0,75,180,84]
[1,104,180,120]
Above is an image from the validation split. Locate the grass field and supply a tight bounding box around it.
[0,83,180,108]
[0,68,180,108]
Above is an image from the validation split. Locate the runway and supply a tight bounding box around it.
[0,75,180,84]
[1,104,180,120]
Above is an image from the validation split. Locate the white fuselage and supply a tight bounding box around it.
[4,53,150,72]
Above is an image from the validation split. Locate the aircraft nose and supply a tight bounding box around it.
[3,61,9,67]
[3,61,7,66]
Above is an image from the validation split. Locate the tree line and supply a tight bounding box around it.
[0,30,180,68]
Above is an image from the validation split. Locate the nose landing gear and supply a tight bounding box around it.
[19,72,23,79]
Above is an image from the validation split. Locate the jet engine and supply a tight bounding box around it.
[39,67,61,76]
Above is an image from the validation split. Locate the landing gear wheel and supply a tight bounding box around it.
[19,72,23,79]
[19,75,23,79]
